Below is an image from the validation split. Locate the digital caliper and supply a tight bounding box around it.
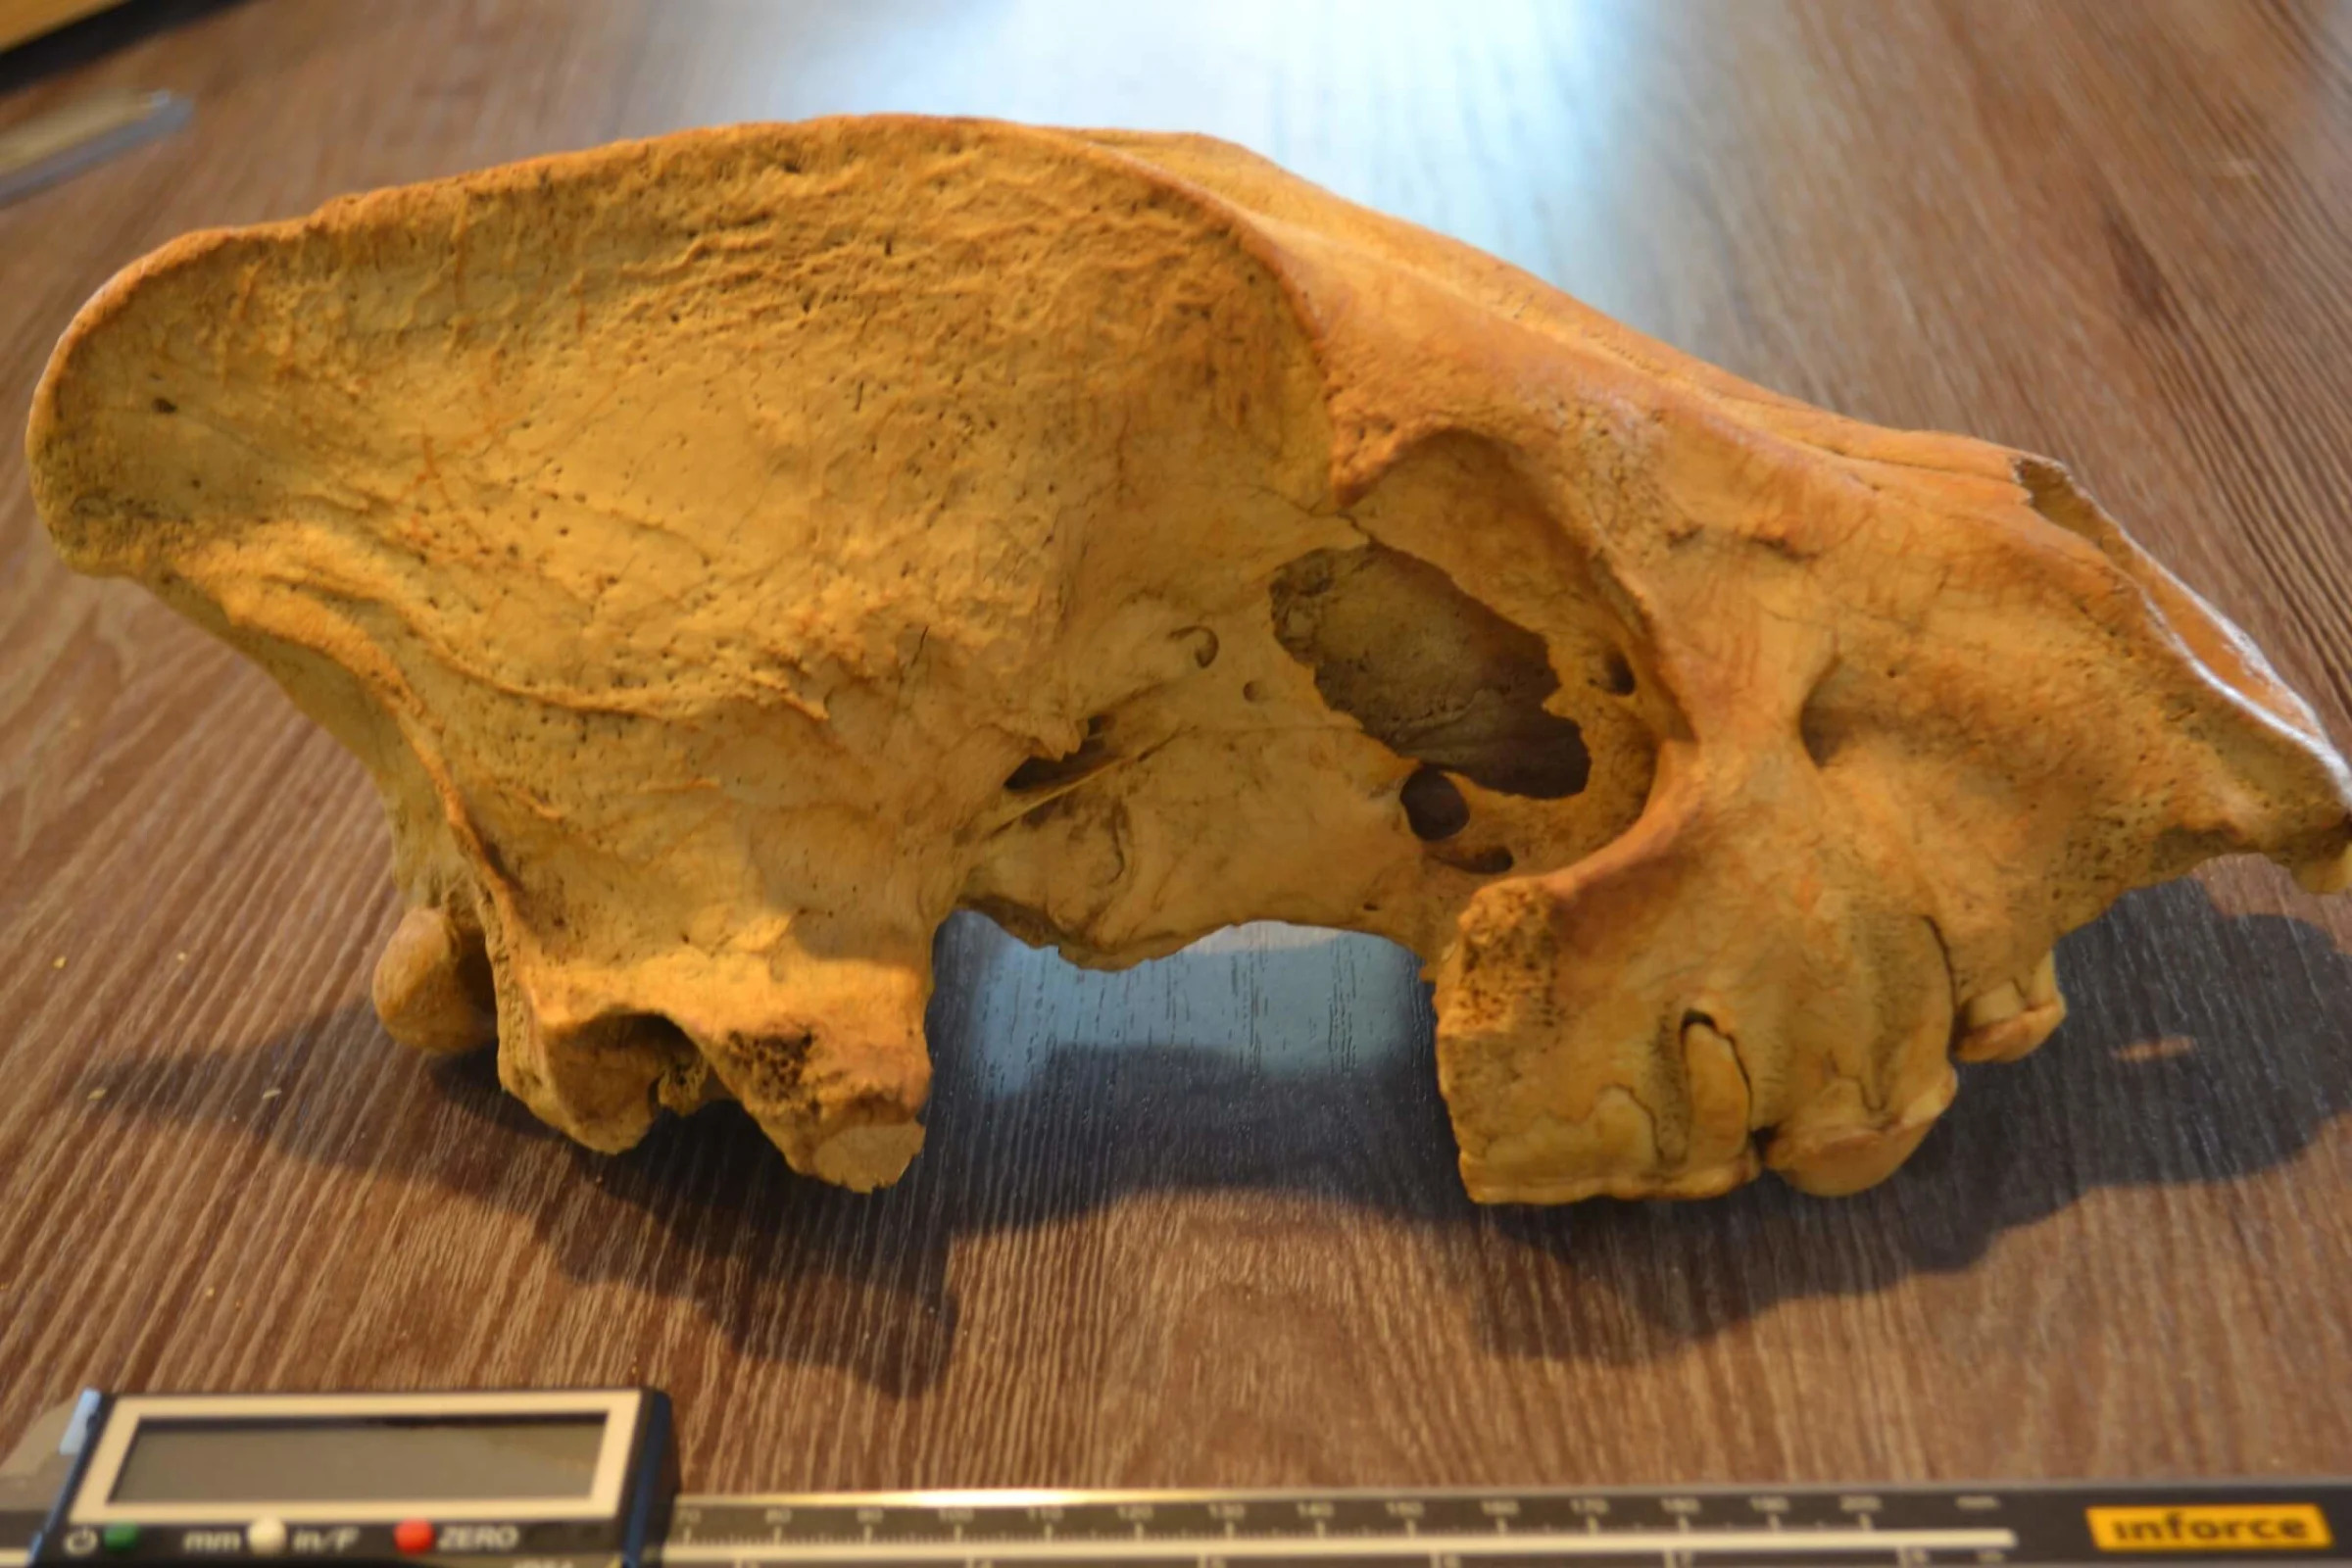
[1,1390,2345,1568]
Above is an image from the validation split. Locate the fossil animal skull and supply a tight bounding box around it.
[30,117,2352,1201]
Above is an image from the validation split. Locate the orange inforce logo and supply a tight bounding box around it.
[2087,1505,2333,1552]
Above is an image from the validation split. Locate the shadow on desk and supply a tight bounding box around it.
[72,874,2352,1388]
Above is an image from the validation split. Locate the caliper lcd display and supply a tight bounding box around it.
[109,1416,606,1505]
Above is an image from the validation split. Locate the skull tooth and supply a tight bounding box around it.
[370,906,496,1056]
[1955,953,2066,1064]
[1961,980,2026,1031]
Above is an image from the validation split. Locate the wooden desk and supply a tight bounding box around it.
[3,0,2350,1489]
[0,0,122,56]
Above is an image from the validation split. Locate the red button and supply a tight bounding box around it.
[393,1521,435,1554]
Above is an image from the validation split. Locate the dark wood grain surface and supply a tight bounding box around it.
[5,0,2352,1490]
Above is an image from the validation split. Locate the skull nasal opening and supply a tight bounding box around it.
[1270,543,1591,798]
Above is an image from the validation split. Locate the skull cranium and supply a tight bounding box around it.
[30,117,2352,1200]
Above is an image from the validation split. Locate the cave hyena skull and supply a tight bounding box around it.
[30,117,2352,1200]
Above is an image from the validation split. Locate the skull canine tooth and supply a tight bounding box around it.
[1768,1070,1961,1199]
[27,116,2352,1202]
[1676,1014,1759,1192]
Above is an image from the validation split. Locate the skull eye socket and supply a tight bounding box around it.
[1270,543,1591,799]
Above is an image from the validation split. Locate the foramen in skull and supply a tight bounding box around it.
[29,117,2352,1202]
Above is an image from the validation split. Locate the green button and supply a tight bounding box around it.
[101,1524,140,1552]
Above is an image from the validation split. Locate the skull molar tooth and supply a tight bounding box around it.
[1765,1070,1959,1199]
[371,905,497,1056]
[29,115,2352,1203]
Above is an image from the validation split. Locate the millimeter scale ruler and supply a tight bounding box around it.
[0,1390,2343,1567]
[652,1486,2341,1566]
